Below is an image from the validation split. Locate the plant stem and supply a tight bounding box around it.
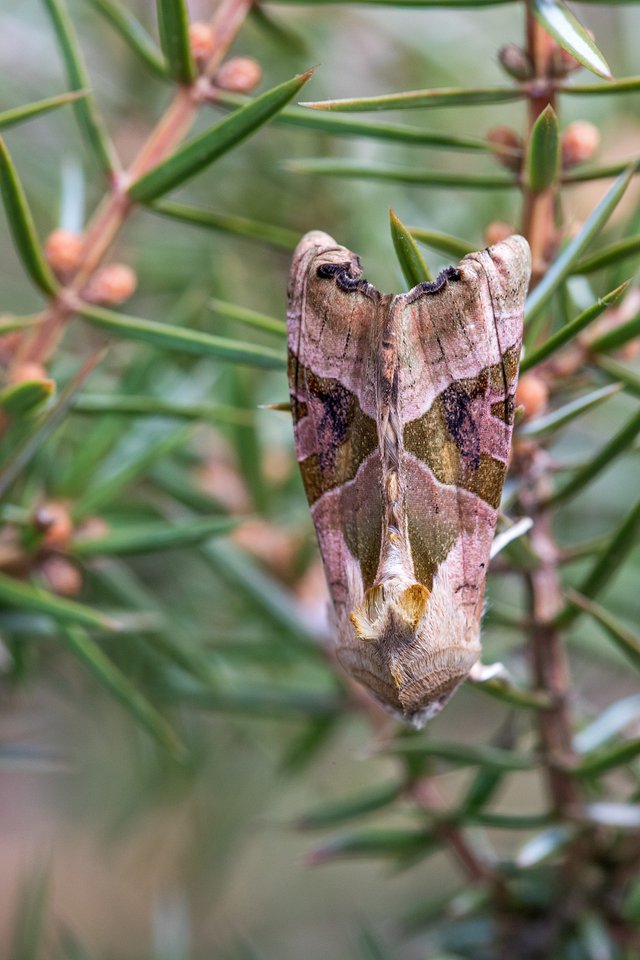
[520,6,582,821]
[13,0,253,373]
[522,5,560,287]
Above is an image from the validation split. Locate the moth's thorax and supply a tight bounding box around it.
[287,230,531,726]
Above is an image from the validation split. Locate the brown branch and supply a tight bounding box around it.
[519,4,583,822]
[12,0,253,374]
[522,5,561,287]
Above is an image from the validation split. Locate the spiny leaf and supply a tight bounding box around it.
[286,159,514,189]
[410,227,475,260]
[87,0,167,78]
[0,353,101,498]
[72,516,238,557]
[576,737,640,778]
[0,316,39,335]
[0,90,90,132]
[526,164,638,324]
[521,281,630,371]
[216,91,493,150]
[545,408,640,506]
[298,782,403,829]
[0,571,121,632]
[572,235,640,275]
[532,0,611,80]
[77,302,286,368]
[130,70,314,202]
[390,209,431,285]
[383,739,532,771]
[469,672,551,710]
[567,590,640,671]
[473,812,553,830]
[151,199,299,249]
[168,683,342,718]
[590,312,640,353]
[73,424,192,518]
[42,0,118,175]
[563,76,640,97]
[525,104,560,192]
[0,138,58,295]
[209,297,286,335]
[200,540,321,647]
[518,384,623,438]
[563,160,640,184]
[249,3,308,54]
[299,85,525,112]
[557,499,640,626]
[93,558,217,686]
[156,0,196,84]
[596,355,640,399]
[0,378,55,416]
[59,624,186,757]
[280,716,338,775]
[308,827,438,865]
[72,393,254,424]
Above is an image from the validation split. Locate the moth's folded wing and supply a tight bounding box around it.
[400,235,530,625]
[286,232,386,614]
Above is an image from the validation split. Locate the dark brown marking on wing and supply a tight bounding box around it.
[404,370,508,510]
[295,364,378,506]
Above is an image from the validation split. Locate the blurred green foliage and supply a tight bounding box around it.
[0,1,640,958]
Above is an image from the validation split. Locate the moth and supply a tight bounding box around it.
[287,231,530,726]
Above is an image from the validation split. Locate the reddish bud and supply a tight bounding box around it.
[85,263,137,305]
[550,43,588,79]
[484,221,515,247]
[498,44,533,81]
[9,362,48,384]
[562,121,601,169]
[487,126,523,171]
[39,555,82,597]
[215,57,262,94]
[189,22,215,64]
[33,501,74,549]
[515,373,549,420]
[75,516,110,541]
[45,229,83,276]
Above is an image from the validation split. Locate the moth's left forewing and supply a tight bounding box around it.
[287,230,385,617]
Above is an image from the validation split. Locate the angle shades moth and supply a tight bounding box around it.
[287,231,531,726]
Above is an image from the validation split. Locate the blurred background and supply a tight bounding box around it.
[1,1,640,957]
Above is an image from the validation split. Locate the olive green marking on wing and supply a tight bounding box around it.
[342,473,383,591]
[502,345,520,387]
[406,507,457,592]
[296,364,378,506]
[404,369,508,510]
[490,398,515,424]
